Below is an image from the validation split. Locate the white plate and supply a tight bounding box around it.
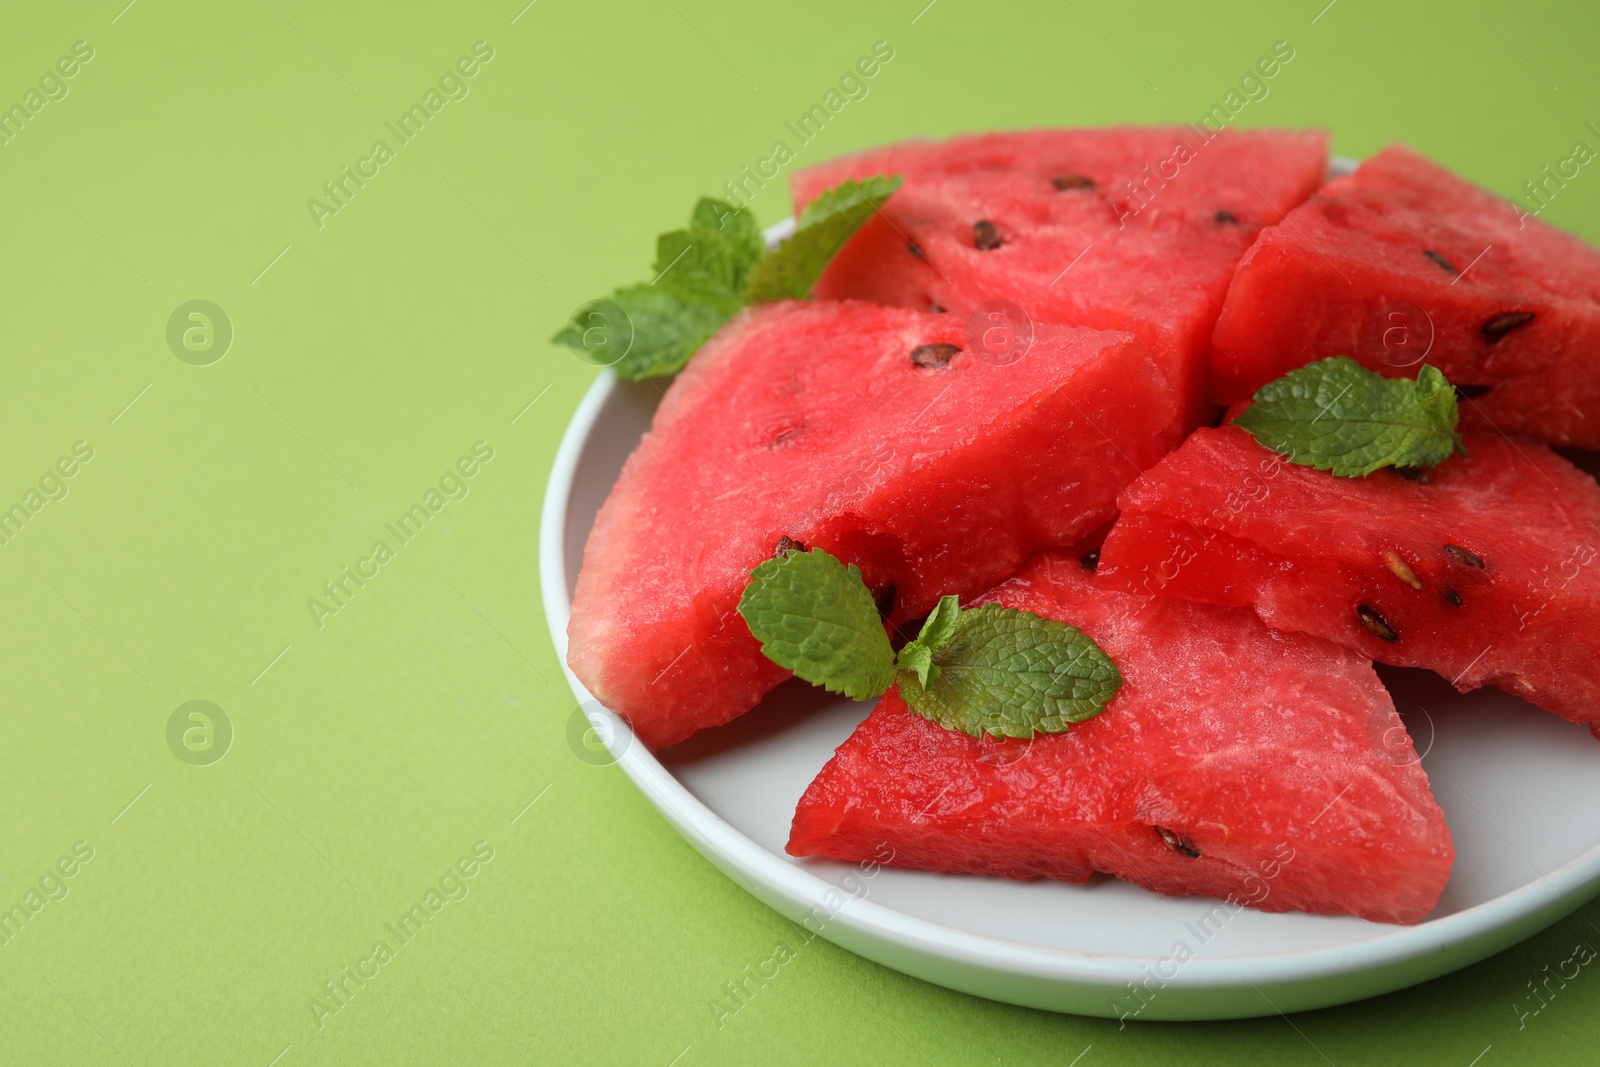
[539,167,1600,1019]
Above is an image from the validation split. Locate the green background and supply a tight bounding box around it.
[2,0,1597,1063]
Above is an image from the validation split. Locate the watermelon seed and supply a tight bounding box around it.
[1454,383,1493,399]
[929,302,945,314]
[1155,826,1201,858]
[1424,249,1458,274]
[1383,551,1422,590]
[770,425,804,448]
[1214,210,1240,225]
[1395,467,1431,484]
[973,220,1003,251]
[874,584,896,621]
[1357,605,1399,642]
[1442,587,1464,607]
[774,535,807,557]
[1080,550,1100,572]
[1482,311,1535,343]
[1052,174,1096,191]
[1445,544,1485,568]
[910,343,960,368]
[907,241,926,259]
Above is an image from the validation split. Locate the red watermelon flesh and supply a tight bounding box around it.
[567,301,1184,748]
[791,127,1330,424]
[1209,144,1600,447]
[1099,426,1600,725]
[787,550,1452,925]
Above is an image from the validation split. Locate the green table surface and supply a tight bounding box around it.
[4,0,1599,1063]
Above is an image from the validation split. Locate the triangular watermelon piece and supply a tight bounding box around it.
[1209,144,1600,447]
[787,550,1452,925]
[568,301,1184,748]
[1099,425,1600,726]
[791,127,1330,424]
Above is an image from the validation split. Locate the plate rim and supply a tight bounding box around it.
[538,166,1600,1015]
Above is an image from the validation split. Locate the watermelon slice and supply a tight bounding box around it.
[567,301,1183,748]
[1099,425,1600,725]
[1209,144,1600,447]
[787,550,1452,925]
[791,127,1330,423]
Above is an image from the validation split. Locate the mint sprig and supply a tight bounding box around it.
[553,176,903,381]
[736,547,1122,739]
[1234,358,1467,477]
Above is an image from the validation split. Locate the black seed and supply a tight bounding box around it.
[1445,544,1485,568]
[910,343,960,368]
[1052,174,1096,191]
[1482,311,1535,343]
[1424,249,1458,274]
[1214,210,1240,225]
[929,303,945,314]
[770,424,803,448]
[1080,550,1100,572]
[1442,587,1464,607]
[1357,605,1399,643]
[1155,826,1201,858]
[973,220,1003,251]
[1454,383,1493,400]
[874,584,896,621]
[1395,466,1431,484]
[774,535,807,557]
[908,241,925,259]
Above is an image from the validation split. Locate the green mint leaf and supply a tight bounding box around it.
[692,198,765,273]
[653,201,765,313]
[556,181,901,378]
[896,604,1122,739]
[915,595,962,652]
[1234,357,1465,477]
[893,595,962,687]
[553,285,732,381]
[650,228,743,314]
[895,641,937,688]
[737,548,896,701]
[742,175,903,303]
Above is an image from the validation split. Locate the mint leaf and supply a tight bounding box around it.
[895,642,936,689]
[692,198,765,273]
[743,175,903,303]
[737,548,895,701]
[555,181,900,379]
[897,604,1122,739]
[553,285,732,381]
[915,595,962,651]
[1234,357,1465,477]
[653,198,765,313]
[894,595,961,687]
[650,227,745,315]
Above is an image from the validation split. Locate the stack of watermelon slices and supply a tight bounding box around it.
[563,127,1600,926]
